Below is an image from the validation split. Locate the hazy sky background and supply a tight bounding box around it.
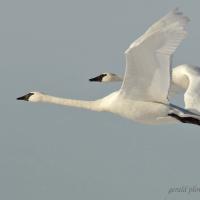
[1,0,200,200]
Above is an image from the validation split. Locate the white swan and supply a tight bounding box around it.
[17,9,200,126]
[89,64,200,114]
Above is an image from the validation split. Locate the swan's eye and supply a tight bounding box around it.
[99,74,107,79]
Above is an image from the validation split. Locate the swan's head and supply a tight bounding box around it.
[17,92,44,102]
[89,73,122,82]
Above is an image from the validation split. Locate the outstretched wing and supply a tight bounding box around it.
[120,9,189,103]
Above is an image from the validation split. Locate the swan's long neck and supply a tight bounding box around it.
[39,94,103,112]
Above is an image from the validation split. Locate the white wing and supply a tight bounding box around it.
[120,9,189,103]
[183,66,200,114]
[185,82,200,114]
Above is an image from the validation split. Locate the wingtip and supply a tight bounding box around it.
[171,7,190,22]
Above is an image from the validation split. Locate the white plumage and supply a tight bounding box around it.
[90,64,200,115]
[17,9,200,126]
[122,8,189,103]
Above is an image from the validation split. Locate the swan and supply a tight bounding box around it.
[17,9,200,126]
[89,64,200,114]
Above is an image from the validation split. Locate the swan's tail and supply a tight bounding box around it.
[168,105,200,126]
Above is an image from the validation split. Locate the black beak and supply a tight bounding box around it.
[17,93,34,101]
[89,74,106,82]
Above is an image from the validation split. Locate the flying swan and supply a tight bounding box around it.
[17,9,200,126]
[89,64,200,114]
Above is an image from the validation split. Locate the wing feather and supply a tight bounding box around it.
[120,9,189,103]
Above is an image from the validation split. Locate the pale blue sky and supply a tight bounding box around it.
[1,0,200,200]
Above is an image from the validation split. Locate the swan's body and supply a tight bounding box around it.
[17,91,197,125]
[90,64,200,114]
[17,9,200,126]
